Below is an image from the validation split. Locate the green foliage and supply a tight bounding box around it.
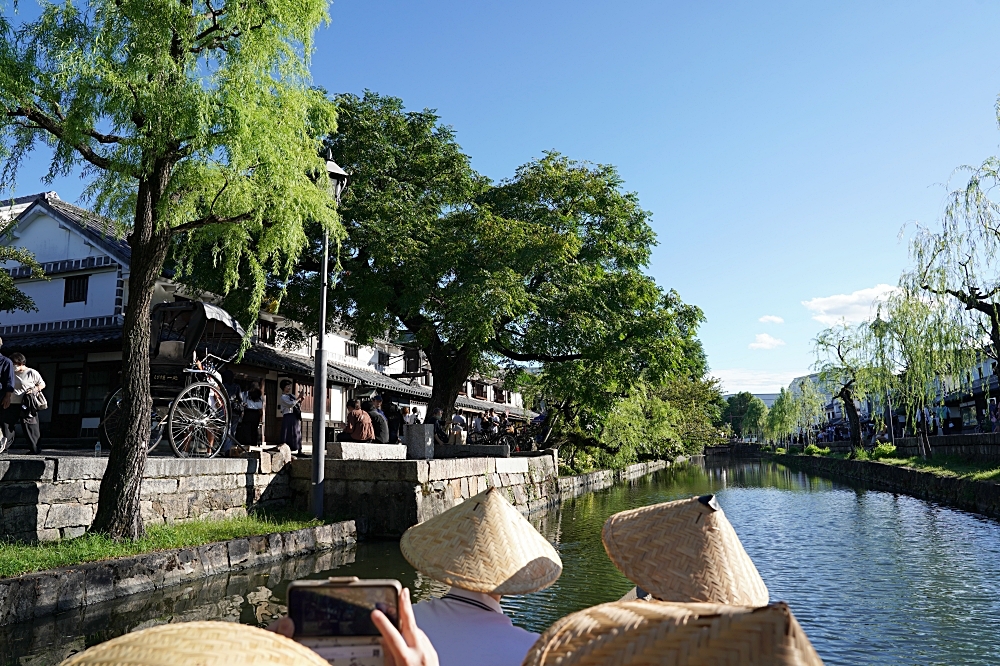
[0,0,340,539]
[774,447,787,455]
[0,510,320,579]
[555,375,725,473]
[803,444,831,456]
[722,392,755,437]
[765,388,797,441]
[743,396,768,440]
[870,442,897,460]
[849,447,870,461]
[0,244,43,314]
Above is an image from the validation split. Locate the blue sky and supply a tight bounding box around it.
[10,1,1000,392]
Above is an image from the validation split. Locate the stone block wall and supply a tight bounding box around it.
[289,450,561,537]
[557,460,669,499]
[0,447,294,543]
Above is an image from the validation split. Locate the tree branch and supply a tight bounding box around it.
[491,342,585,363]
[7,106,115,171]
[171,211,254,234]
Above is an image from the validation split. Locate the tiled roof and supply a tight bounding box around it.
[330,361,433,399]
[41,197,132,264]
[240,345,357,385]
[0,325,123,351]
[455,395,535,419]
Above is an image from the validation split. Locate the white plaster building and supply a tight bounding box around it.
[0,192,530,442]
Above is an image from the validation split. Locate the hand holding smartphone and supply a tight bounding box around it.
[287,577,401,666]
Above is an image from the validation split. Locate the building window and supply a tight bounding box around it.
[493,386,506,404]
[404,348,421,373]
[64,275,89,305]
[377,350,390,367]
[255,319,277,346]
[345,341,359,358]
[473,382,487,399]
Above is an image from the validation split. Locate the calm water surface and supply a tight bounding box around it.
[5,458,1000,665]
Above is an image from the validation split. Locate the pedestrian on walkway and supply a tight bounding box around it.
[6,352,44,454]
[279,380,303,455]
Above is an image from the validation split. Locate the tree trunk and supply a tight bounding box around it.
[91,171,172,540]
[424,340,474,418]
[838,385,862,451]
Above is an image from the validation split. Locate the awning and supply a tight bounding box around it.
[2,325,123,351]
[455,394,536,419]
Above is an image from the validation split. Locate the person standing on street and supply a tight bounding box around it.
[0,340,18,454]
[279,379,304,456]
[3,352,45,453]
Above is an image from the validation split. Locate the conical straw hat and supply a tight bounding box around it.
[400,487,562,595]
[59,621,329,666]
[522,600,824,666]
[602,495,769,606]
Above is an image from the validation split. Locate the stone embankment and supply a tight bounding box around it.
[291,453,676,537]
[0,520,356,627]
[0,448,294,543]
[776,454,1000,519]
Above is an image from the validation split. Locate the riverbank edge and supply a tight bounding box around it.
[771,454,1000,519]
[0,520,357,627]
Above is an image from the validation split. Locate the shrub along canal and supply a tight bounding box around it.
[5,457,1000,665]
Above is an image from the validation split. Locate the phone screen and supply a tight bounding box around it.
[289,585,399,637]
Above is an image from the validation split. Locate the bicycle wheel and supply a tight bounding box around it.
[100,388,166,453]
[467,431,485,446]
[168,382,228,458]
[498,434,517,451]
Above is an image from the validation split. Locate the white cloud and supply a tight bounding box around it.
[712,368,806,394]
[758,315,784,324]
[802,284,896,325]
[748,333,786,350]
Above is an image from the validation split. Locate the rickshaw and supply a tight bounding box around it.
[99,301,246,458]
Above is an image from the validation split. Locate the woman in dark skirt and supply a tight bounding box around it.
[237,381,264,448]
[278,379,303,454]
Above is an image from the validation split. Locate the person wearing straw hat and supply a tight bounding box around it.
[601,494,770,606]
[521,599,824,665]
[399,486,562,666]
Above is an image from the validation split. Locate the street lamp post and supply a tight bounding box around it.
[313,152,349,520]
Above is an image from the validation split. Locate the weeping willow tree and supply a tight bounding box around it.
[764,388,797,446]
[906,147,1000,366]
[869,289,977,457]
[791,377,825,444]
[814,323,874,450]
[0,0,339,538]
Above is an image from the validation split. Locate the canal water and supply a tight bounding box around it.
[4,458,1000,665]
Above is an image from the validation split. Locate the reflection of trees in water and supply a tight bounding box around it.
[1,548,357,666]
[703,458,837,493]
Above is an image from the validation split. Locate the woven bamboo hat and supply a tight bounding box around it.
[522,600,824,666]
[602,495,769,606]
[400,487,562,595]
[59,621,329,666]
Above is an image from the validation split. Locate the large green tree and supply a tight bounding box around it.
[0,0,338,538]
[283,92,702,418]
[722,391,755,437]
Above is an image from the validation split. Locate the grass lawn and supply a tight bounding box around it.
[871,455,1000,483]
[0,510,322,579]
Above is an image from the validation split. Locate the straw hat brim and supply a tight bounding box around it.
[602,495,769,606]
[59,621,329,666]
[400,487,562,595]
[522,600,824,666]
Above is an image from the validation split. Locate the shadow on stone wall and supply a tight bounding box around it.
[0,457,47,543]
[0,546,356,666]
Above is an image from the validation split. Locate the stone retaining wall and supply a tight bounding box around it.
[557,460,670,499]
[775,454,1000,519]
[0,447,294,543]
[895,435,1000,461]
[290,450,562,537]
[0,520,356,627]
[291,452,675,537]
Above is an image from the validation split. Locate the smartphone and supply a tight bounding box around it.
[287,577,402,666]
